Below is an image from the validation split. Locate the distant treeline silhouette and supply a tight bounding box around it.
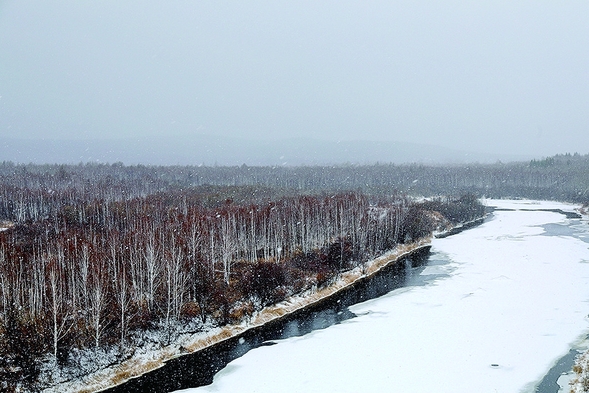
[1,152,587,208]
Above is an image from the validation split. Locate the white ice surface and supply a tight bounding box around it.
[177,200,589,393]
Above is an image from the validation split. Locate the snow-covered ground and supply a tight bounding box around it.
[177,199,589,393]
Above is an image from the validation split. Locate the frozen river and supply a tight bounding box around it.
[177,199,589,393]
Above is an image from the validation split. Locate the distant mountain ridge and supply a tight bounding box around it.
[0,135,529,166]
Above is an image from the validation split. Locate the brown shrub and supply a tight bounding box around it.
[180,302,202,320]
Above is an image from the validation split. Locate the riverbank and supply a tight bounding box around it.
[177,199,589,393]
[434,215,488,238]
[569,348,589,392]
[42,238,435,393]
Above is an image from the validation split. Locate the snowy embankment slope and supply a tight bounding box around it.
[178,199,589,393]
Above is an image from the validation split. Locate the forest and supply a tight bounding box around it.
[2,154,584,392]
[1,152,587,203]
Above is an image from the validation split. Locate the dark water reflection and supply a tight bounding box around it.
[535,348,583,393]
[104,246,432,393]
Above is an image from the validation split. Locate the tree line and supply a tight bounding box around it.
[0,165,485,392]
[1,152,588,207]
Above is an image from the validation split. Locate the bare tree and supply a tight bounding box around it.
[46,249,74,362]
[219,211,237,285]
[109,242,130,352]
[88,255,108,348]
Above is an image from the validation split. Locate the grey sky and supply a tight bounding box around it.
[0,1,587,161]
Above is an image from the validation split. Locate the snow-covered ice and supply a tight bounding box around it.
[176,200,589,393]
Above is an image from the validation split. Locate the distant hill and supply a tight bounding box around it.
[0,135,529,166]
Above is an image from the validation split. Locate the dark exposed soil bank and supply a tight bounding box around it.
[435,216,487,238]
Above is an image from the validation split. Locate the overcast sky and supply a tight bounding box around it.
[0,1,587,160]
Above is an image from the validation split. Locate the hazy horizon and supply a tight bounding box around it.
[1,1,587,165]
[0,134,544,166]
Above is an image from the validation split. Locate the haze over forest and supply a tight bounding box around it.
[1,1,588,165]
